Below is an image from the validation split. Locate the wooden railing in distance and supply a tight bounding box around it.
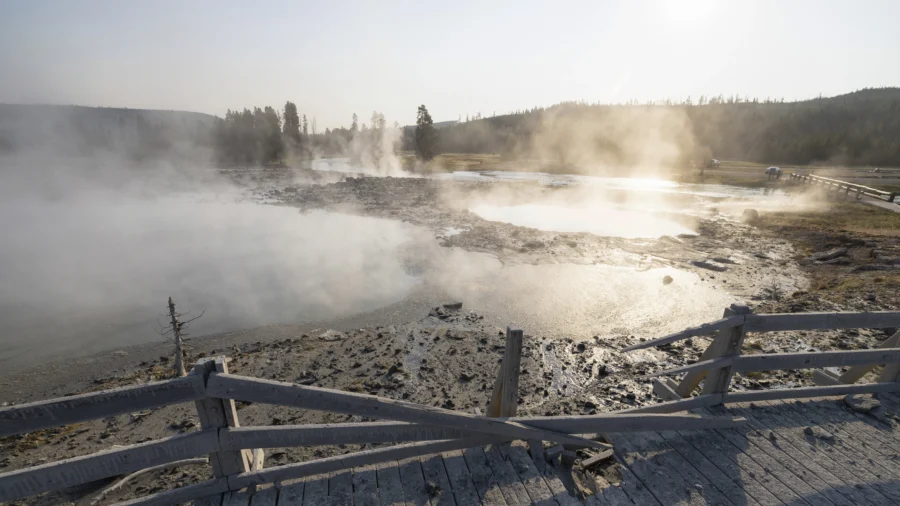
[0,349,747,506]
[623,305,900,414]
[790,173,897,202]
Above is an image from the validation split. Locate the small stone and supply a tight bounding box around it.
[443,302,463,310]
[803,427,814,436]
[844,394,880,413]
[662,275,674,285]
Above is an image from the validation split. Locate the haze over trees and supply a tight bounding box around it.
[414,104,437,161]
[433,88,900,169]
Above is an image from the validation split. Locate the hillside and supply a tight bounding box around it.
[0,104,216,160]
[422,88,900,169]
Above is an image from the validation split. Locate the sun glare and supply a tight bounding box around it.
[661,0,718,24]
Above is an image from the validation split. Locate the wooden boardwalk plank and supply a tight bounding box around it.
[784,400,900,482]
[398,457,431,506]
[539,467,581,506]
[328,470,354,506]
[302,474,330,506]
[461,446,508,506]
[609,431,735,505]
[502,444,556,505]
[789,400,900,474]
[725,405,856,506]
[375,461,407,506]
[223,490,252,506]
[442,450,483,506]
[656,430,762,506]
[250,486,279,506]
[611,442,707,505]
[814,397,900,454]
[354,465,380,506]
[750,401,894,506]
[600,484,634,505]
[420,454,456,506]
[703,408,835,506]
[277,478,305,505]
[483,445,532,506]
[771,399,900,504]
[677,420,805,505]
[613,459,662,506]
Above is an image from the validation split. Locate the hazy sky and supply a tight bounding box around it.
[1,0,898,129]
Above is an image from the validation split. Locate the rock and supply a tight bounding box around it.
[690,260,728,272]
[575,343,586,353]
[853,265,897,272]
[443,302,463,310]
[662,275,674,285]
[803,427,814,436]
[741,209,760,223]
[844,394,880,413]
[425,480,440,497]
[318,330,345,341]
[866,293,877,302]
[818,257,850,265]
[810,248,848,262]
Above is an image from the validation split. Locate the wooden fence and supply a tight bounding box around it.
[790,173,897,203]
[623,304,900,414]
[0,327,745,505]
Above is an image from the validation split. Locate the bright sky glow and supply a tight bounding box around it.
[1,0,897,128]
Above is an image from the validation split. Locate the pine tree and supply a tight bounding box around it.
[415,104,437,161]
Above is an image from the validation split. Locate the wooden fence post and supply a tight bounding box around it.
[487,326,523,417]
[674,304,751,398]
[191,357,253,479]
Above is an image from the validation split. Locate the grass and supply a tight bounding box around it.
[759,203,900,236]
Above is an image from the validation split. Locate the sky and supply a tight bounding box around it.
[1,0,898,129]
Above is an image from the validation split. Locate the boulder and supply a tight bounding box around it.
[810,248,848,262]
[741,209,760,223]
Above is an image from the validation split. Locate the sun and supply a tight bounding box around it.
[661,0,718,24]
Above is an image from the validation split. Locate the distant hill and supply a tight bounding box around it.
[421,88,900,169]
[0,104,217,160]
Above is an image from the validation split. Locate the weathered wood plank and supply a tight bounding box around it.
[420,454,455,506]
[515,412,745,432]
[652,379,681,401]
[483,444,531,506]
[655,430,762,506]
[110,478,229,506]
[0,375,205,437]
[301,474,330,506]
[221,423,468,449]
[744,311,900,332]
[194,493,224,506]
[374,461,406,506]
[353,465,380,506]
[612,460,661,506]
[623,316,745,352]
[749,401,894,506]
[398,457,431,506]
[610,446,703,505]
[0,429,218,502]
[193,358,249,478]
[732,348,900,372]
[724,405,855,506]
[702,408,833,506]
[223,490,252,506]
[208,374,606,449]
[723,382,900,402]
[619,395,722,414]
[503,444,555,505]
[674,306,745,398]
[599,484,634,506]
[795,398,900,461]
[833,331,900,384]
[701,312,747,396]
[773,400,900,503]
[611,431,735,505]
[461,446,508,506]
[649,356,734,379]
[227,437,500,490]
[674,426,795,505]
[441,450,482,506]
[250,485,279,505]
[328,470,354,506]
[540,465,582,506]
[277,478,305,505]
[499,327,523,417]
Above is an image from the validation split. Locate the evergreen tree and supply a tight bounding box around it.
[282,101,300,142]
[415,104,437,160]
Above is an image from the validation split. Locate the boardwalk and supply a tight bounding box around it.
[196,393,900,506]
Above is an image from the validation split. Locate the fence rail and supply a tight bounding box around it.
[790,173,897,202]
[625,304,900,413]
[0,326,745,505]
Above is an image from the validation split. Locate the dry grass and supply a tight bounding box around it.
[759,203,900,236]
